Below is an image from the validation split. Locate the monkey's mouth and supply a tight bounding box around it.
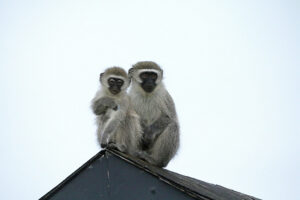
[109,88,120,95]
[142,85,155,93]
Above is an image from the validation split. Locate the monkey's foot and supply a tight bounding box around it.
[107,143,127,153]
[136,151,154,163]
[136,152,164,167]
[100,142,107,149]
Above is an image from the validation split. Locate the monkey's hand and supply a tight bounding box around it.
[140,126,155,150]
[141,115,170,150]
[149,113,170,137]
[93,97,118,115]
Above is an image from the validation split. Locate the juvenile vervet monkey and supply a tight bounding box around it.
[91,67,142,155]
[128,61,180,167]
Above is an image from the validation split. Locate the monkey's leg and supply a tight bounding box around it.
[122,113,142,156]
[107,130,127,153]
[100,130,110,148]
[97,125,105,147]
[148,121,179,167]
[101,112,123,149]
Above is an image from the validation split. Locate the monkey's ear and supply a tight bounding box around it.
[128,78,131,85]
[99,73,104,82]
[128,68,134,78]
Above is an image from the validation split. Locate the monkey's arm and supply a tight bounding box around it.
[141,98,179,167]
[92,97,118,115]
[141,113,171,150]
[151,91,177,134]
[142,92,177,149]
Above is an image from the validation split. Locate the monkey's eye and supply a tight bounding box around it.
[108,78,115,85]
[116,79,124,86]
[151,73,157,79]
[140,73,148,79]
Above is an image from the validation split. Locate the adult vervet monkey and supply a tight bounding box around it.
[128,61,180,167]
[92,67,142,156]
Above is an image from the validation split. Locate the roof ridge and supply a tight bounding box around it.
[107,149,260,200]
[40,149,261,200]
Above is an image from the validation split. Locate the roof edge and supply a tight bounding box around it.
[40,149,260,200]
[107,149,211,200]
[107,149,261,200]
[39,150,106,200]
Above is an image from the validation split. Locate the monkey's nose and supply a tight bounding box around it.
[144,85,155,93]
[110,88,120,94]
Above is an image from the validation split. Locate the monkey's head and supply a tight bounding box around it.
[129,61,163,93]
[100,67,130,95]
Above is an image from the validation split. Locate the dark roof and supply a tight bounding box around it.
[40,149,260,200]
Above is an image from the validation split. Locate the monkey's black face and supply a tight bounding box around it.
[139,72,158,93]
[108,78,124,95]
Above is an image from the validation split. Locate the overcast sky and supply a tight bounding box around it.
[0,1,299,200]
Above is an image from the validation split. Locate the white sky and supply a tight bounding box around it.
[0,1,299,199]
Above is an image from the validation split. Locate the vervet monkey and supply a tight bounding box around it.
[92,67,142,155]
[128,61,180,167]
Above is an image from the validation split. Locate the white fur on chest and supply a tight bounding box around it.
[131,94,162,125]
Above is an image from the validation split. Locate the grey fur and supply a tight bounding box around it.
[128,61,180,168]
[92,97,118,115]
[91,67,142,156]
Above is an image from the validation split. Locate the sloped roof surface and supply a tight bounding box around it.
[40,149,260,200]
[109,150,260,200]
